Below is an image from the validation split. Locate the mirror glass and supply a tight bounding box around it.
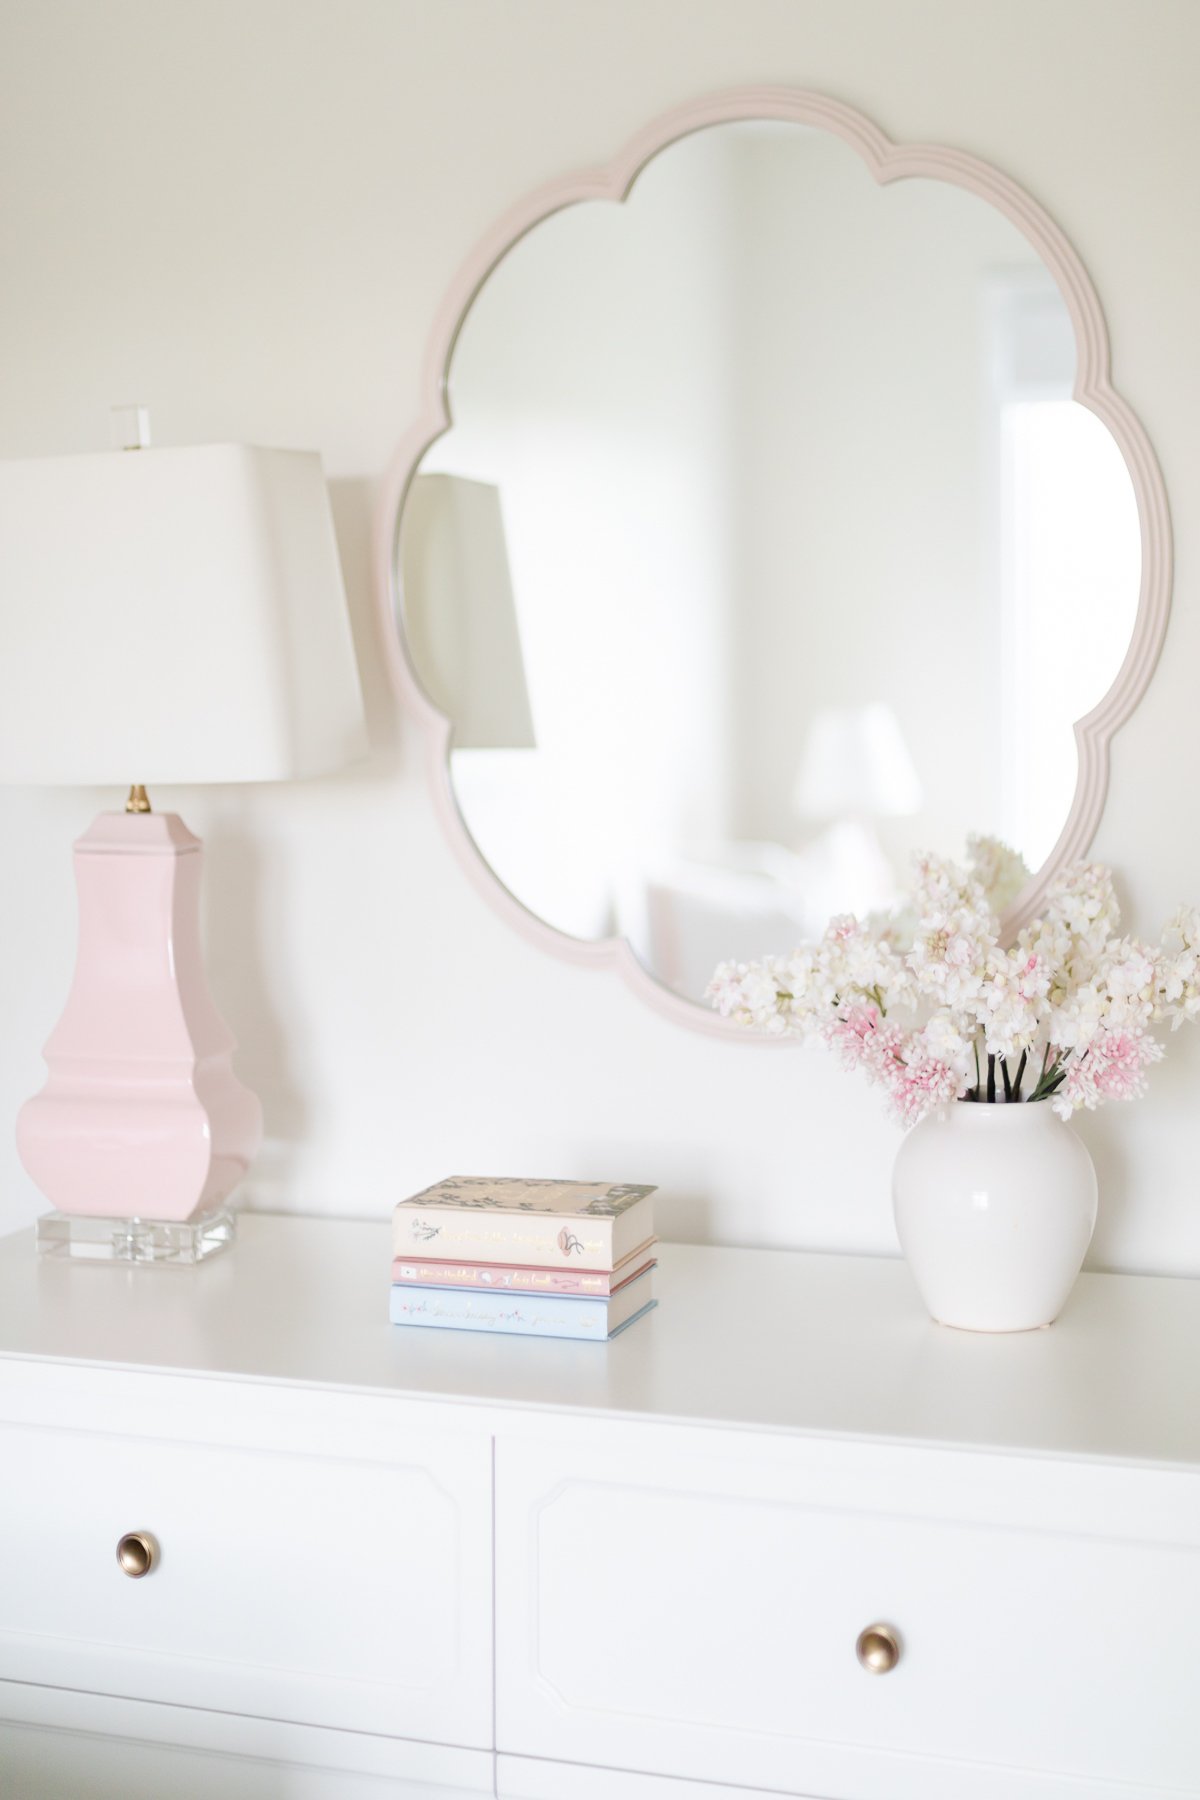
[397,121,1141,1003]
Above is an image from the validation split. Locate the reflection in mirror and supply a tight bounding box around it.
[398,121,1142,1003]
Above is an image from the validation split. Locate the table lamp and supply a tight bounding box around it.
[0,417,367,1262]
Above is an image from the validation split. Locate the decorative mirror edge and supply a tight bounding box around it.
[372,84,1173,1037]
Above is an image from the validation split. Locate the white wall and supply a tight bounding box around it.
[0,0,1197,1272]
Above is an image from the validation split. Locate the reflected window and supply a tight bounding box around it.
[991,277,1140,867]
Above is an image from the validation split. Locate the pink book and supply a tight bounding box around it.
[392,1241,658,1298]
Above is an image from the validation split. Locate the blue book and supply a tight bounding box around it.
[389,1267,656,1340]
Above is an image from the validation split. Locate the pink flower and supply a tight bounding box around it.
[1092,1030,1163,1100]
[823,1003,882,1070]
[884,1046,962,1127]
[1054,1027,1164,1116]
[825,1008,963,1125]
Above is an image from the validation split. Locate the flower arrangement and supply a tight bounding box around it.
[707,837,1199,1127]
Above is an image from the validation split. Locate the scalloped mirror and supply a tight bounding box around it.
[380,91,1170,1028]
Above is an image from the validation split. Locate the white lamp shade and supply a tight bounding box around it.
[794,702,924,820]
[0,444,367,785]
[400,474,535,750]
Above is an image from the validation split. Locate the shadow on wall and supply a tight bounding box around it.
[1081,1030,1200,1272]
[201,818,305,1201]
[194,475,407,1201]
[1079,1110,1130,1270]
[650,1187,714,1245]
[570,1135,715,1245]
[328,476,404,764]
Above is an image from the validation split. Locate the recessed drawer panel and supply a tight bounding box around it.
[0,1420,492,1745]
[496,1434,1200,1799]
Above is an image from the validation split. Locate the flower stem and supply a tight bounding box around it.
[1012,1048,1028,1103]
[1029,1053,1068,1104]
[987,1053,996,1104]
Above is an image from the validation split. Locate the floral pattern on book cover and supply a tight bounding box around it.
[402,1178,654,1218]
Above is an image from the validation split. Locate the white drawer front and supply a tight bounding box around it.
[496,1434,1200,1799]
[0,1420,492,1745]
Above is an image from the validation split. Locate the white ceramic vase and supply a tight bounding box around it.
[892,1100,1098,1332]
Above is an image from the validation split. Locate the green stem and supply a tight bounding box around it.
[1029,1052,1069,1104]
[987,1054,997,1104]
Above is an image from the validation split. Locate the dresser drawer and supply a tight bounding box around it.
[496,1432,1200,1799]
[0,1417,492,1746]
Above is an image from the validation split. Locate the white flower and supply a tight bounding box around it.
[1159,907,1200,1029]
[1043,862,1123,968]
[1047,938,1157,1051]
[864,901,918,956]
[918,1014,976,1082]
[976,948,1048,1060]
[907,918,992,1009]
[740,963,791,1033]
[904,848,998,1010]
[815,915,912,1014]
[708,845,1196,1127]
[1049,981,1107,1052]
[705,961,746,1018]
[968,835,1031,914]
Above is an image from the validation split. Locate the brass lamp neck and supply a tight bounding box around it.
[125,785,151,814]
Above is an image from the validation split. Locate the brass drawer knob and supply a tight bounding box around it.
[116,1531,159,1578]
[856,1622,901,1673]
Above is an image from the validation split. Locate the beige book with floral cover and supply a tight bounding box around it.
[392,1178,656,1272]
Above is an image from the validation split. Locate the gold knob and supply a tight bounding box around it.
[856,1623,901,1673]
[116,1531,159,1578]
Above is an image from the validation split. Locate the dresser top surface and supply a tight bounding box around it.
[0,1213,1196,1468]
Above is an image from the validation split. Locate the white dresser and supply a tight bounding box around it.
[0,1215,1197,1800]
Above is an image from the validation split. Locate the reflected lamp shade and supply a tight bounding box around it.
[793,702,923,820]
[0,442,367,1253]
[0,444,367,784]
[400,474,535,749]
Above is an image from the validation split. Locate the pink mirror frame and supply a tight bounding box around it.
[373,86,1173,1038]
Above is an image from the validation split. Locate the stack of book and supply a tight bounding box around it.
[389,1177,657,1340]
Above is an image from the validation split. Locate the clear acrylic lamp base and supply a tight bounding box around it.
[36,1206,236,1265]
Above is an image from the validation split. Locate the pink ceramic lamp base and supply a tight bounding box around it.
[19,809,262,1262]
